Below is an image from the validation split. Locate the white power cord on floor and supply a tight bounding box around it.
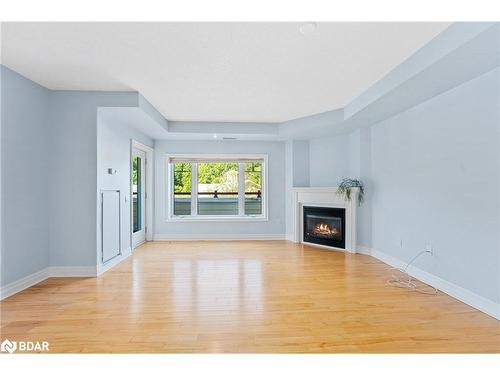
[387,250,438,295]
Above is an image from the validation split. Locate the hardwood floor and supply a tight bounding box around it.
[1,241,499,353]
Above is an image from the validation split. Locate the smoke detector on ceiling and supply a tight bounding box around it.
[299,22,317,35]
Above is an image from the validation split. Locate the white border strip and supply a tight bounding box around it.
[362,246,500,320]
[153,233,285,241]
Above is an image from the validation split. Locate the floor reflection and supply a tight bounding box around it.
[172,258,263,320]
[243,260,263,312]
[172,259,194,311]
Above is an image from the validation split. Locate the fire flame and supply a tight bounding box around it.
[313,223,338,236]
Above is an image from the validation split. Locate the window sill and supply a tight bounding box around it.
[165,215,268,223]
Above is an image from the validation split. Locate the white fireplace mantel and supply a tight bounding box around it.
[289,187,358,253]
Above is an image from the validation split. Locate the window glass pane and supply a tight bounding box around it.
[132,156,142,232]
[197,162,239,215]
[244,162,262,215]
[173,162,192,215]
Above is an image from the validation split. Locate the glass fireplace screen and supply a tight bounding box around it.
[303,206,346,248]
[305,214,342,240]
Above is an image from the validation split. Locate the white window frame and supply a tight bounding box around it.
[166,154,268,222]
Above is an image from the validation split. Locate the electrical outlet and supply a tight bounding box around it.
[425,244,433,255]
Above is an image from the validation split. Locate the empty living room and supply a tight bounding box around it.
[0,1,499,373]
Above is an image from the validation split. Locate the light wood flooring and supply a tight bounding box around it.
[1,241,499,353]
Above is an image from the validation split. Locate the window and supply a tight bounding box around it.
[197,162,239,215]
[168,155,267,220]
[173,162,192,215]
[132,155,143,232]
[244,162,262,215]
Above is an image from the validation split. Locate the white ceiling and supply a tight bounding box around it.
[1,22,450,123]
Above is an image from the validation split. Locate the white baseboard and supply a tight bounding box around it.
[368,247,500,320]
[49,266,97,277]
[0,268,50,300]
[356,245,373,255]
[97,247,132,276]
[0,247,133,300]
[4,244,498,321]
[0,266,99,300]
[153,233,286,241]
[303,241,347,253]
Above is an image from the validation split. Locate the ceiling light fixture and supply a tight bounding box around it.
[299,22,317,35]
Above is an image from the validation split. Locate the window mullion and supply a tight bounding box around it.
[238,163,245,216]
[191,163,198,216]
[169,162,174,218]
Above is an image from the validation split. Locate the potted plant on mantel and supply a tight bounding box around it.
[337,178,365,205]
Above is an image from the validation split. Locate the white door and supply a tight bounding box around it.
[132,148,146,248]
[102,190,121,262]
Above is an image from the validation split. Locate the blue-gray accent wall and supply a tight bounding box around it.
[48,90,139,268]
[308,67,499,305]
[367,67,499,303]
[1,66,156,286]
[1,65,50,285]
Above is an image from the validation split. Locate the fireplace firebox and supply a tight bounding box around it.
[303,206,345,249]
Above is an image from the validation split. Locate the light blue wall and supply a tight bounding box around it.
[356,128,373,247]
[284,140,311,239]
[1,66,50,285]
[301,47,499,305]
[48,91,139,267]
[291,140,310,187]
[154,140,286,237]
[301,23,500,308]
[305,68,499,304]
[309,134,351,186]
[0,64,155,285]
[366,67,499,303]
[97,114,153,261]
[306,129,374,246]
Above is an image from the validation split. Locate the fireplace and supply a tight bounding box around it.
[291,187,357,252]
[303,206,345,249]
